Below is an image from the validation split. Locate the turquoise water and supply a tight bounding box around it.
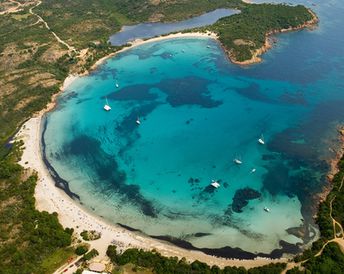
[109,9,239,46]
[43,0,344,258]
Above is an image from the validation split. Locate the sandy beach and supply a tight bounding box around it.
[12,23,326,271]
[88,31,218,72]
[15,62,287,271]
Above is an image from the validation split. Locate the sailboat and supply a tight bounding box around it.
[115,81,119,88]
[234,157,242,165]
[136,117,141,125]
[211,180,220,188]
[258,134,265,145]
[103,97,111,111]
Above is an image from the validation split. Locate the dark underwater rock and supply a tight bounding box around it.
[232,187,261,213]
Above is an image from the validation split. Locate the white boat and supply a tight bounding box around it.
[251,168,256,173]
[136,117,141,125]
[115,82,119,88]
[207,45,211,48]
[234,158,242,165]
[211,180,220,188]
[104,98,111,111]
[258,134,265,145]
[264,207,270,212]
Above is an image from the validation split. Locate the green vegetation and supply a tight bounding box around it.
[80,230,101,241]
[80,230,89,241]
[36,0,244,48]
[106,245,286,274]
[208,4,314,62]
[40,247,75,274]
[75,245,89,256]
[289,154,344,272]
[0,143,73,273]
[288,243,344,274]
[82,248,99,261]
[302,243,344,274]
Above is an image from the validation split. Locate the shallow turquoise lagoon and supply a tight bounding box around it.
[43,0,344,259]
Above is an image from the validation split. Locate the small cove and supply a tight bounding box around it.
[109,9,239,46]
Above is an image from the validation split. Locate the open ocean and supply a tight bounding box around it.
[43,0,344,258]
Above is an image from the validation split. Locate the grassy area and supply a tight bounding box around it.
[35,0,244,49]
[40,247,75,274]
[112,263,153,274]
[0,5,117,145]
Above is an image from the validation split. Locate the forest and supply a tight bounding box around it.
[209,4,314,62]
[0,144,73,273]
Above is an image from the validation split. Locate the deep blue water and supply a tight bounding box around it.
[43,0,344,258]
[109,9,239,46]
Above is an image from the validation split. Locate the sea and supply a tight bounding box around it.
[42,0,344,259]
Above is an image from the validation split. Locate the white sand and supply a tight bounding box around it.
[16,116,286,268]
[15,34,287,270]
[89,31,218,71]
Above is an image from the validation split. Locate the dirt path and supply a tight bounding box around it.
[283,174,344,273]
[0,0,23,15]
[29,1,77,53]
[1,0,77,53]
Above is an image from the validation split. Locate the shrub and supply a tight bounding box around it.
[75,245,88,256]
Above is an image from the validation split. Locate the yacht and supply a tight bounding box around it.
[251,168,256,173]
[211,180,220,188]
[264,207,270,213]
[136,117,141,125]
[258,134,265,145]
[103,98,111,111]
[234,158,242,165]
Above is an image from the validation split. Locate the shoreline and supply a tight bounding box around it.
[12,15,325,269]
[318,126,344,203]
[88,31,218,73]
[15,115,287,269]
[228,8,319,65]
[69,8,318,80]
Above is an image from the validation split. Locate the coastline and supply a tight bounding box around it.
[76,9,318,78]
[15,114,287,269]
[328,126,344,181]
[12,17,324,269]
[318,126,344,203]
[228,8,319,65]
[88,31,218,73]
